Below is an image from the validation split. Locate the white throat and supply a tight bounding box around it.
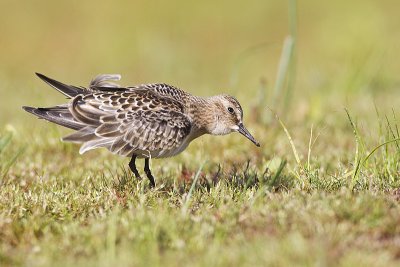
[210,119,238,135]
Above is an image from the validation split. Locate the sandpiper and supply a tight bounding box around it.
[23,73,260,186]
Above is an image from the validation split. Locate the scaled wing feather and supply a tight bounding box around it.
[65,88,192,157]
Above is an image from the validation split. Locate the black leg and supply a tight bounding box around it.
[144,158,155,187]
[129,156,141,180]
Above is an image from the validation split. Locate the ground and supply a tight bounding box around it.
[1,0,400,266]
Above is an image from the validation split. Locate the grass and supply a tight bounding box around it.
[1,104,399,267]
[1,0,400,266]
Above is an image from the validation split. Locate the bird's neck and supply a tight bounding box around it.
[186,96,222,136]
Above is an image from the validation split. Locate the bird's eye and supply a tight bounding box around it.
[228,107,234,114]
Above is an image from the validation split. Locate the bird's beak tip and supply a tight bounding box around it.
[238,123,260,148]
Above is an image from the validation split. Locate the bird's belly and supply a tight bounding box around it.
[130,134,195,159]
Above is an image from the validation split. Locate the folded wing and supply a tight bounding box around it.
[63,89,192,157]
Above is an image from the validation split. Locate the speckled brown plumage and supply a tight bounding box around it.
[23,73,260,187]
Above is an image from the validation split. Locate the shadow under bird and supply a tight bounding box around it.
[23,73,260,186]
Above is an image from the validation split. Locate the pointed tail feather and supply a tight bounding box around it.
[62,126,97,143]
[22,106,84,130]
[79,138,114,154]
[35,73,87,98]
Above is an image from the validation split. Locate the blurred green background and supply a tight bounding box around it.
[1,0,399,127]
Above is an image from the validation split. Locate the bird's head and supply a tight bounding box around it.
[209,95,260,147]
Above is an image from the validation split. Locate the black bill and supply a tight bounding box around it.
[238,123,260,147]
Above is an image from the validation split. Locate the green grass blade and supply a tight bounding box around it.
[182,161,206,215]
[0,133,12,154]
[269,107,301,166]
[345,109,361,189]
[361,138,400,168]
[273,36,295,107]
